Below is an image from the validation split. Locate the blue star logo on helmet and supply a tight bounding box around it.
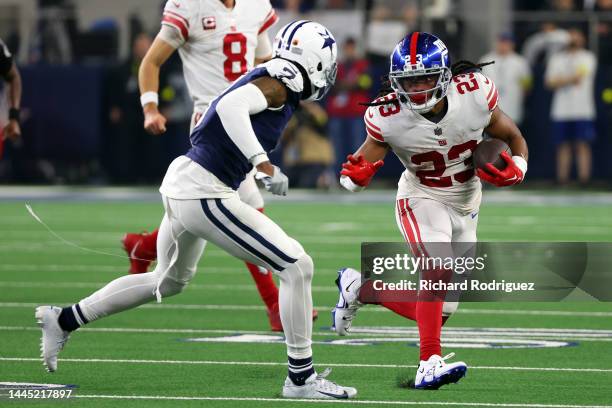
[320,29,335,52]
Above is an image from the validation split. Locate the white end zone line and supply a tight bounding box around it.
[1,357,611,373]
[73,394,612,407]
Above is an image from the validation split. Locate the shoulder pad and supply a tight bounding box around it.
[363,94,400,143]
[452,72,498,113]
[162,0,195,41]
[263,59,304,94]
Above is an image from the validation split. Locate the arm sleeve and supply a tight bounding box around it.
[158,24,184,49]
[255,32,272,59]
[161,0,194,43]
[216,83,271,165]
[0,38,13,78]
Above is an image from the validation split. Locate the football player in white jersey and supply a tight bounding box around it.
[120,0,305,331]
[36,20,357,399]
[331,32,529,389]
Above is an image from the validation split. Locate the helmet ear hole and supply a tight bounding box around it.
[317,62,323,71]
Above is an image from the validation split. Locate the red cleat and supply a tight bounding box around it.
[267,303,319,332]
[121,231,157,274]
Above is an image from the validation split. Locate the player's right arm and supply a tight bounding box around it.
[353,136,390,164]
[214,74,290,195]
[339,105,390,192]
[140,0,193,135]
[138,34,177,135]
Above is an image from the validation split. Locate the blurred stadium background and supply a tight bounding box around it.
[0,0,611,187]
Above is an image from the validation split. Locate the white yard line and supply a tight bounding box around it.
[1,302,612,318]
[0,264,250,274]
[0,281,339,293]
[3,325,611,343]
[1,357,611,373]
[72,394,612,408]
[0,244,368,254]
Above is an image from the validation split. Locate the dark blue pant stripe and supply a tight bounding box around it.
[75,303,89,324]
[214,199,297,264]
[200,200,285,271]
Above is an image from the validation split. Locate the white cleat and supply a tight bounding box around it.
[35,306,70,372]
[331,267,362,336]
[282,368,357,399]
[413,353,467,390]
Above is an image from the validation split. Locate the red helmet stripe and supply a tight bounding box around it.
[409,32,420,65]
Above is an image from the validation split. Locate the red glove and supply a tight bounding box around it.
[476,151,526,187]
[340,154,384,187]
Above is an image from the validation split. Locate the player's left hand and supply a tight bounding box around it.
[477,151,525,187]
[340,154,384,187]
[3,120,21,142]
[255,165,289,196]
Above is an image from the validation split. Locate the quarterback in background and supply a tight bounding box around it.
[121,0,301,331]
[332,32,528,389]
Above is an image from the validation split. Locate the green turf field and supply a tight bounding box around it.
[1,193,612,407]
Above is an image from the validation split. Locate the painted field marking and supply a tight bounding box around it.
[2,325,611,344]
[1,356,612,373]
[72,394,612,408]
[0,281,339,293]
[1,301,612,318]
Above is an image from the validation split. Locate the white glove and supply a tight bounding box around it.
[255,165,289,196]
[339,175,364,192]
[264,59,304,93]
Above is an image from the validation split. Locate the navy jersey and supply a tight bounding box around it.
[186,61,302,189]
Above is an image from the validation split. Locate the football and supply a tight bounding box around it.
[473,138,511,171]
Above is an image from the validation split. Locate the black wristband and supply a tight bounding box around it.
[8,107,20,122]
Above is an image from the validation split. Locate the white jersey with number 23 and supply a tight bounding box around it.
[364,72,499,214]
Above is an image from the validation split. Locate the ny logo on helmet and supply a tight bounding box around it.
[434,39,448,64]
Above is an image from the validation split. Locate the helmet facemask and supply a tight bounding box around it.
[390,66,451,113]
[308,60,337,101]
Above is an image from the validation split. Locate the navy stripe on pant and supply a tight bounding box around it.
[200,199,291,271]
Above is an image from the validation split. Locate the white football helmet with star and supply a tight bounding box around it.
[272,20,338,101]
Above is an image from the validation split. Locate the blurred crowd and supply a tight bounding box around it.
[0,0,611,187]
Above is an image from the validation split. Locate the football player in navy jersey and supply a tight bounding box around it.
[35,21,356,399]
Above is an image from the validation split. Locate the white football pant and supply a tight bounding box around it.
[78,194,313,359]
[395,197,479,315]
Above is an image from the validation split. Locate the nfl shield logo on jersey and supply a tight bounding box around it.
[202,16,216,30]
